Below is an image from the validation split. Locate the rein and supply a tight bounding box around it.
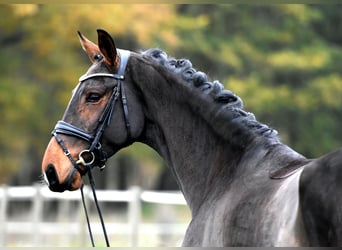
[52,49,131,247]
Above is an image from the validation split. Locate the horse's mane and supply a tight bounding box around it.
[142,48,279,147]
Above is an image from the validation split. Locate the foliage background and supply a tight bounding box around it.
[1,4,341,186]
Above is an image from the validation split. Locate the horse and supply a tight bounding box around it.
[41,29,342,246]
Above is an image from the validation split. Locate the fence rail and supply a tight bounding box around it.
[0,185,188,247]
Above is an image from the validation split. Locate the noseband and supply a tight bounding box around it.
[52,49,131,175]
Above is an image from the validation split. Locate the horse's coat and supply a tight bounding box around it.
[42,29,342,246]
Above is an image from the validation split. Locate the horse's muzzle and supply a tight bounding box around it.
[44,164,78,192]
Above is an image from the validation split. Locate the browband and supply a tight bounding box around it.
[79,49,131,82]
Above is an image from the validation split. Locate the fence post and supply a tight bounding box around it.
[128,186,141,247]
[32,184,43,246]
[0,185,8,246]
[58,198,71,246]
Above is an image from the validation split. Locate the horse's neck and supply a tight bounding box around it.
[130,59,229,213]
[143,101,234,214]
[131,56,304,214]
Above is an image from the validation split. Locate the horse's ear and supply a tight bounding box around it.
[97,29,119,69]
[77,30,101,64]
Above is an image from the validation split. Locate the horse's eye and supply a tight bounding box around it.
[86,93,101,103]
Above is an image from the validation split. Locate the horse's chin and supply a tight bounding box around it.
[69,172,83,191]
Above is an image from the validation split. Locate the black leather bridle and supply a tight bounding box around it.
[51,49,131,247]
[52,49,131,176]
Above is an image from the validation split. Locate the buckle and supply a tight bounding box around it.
[76,150,95,166]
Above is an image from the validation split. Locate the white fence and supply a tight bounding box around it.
[0,185,189,247]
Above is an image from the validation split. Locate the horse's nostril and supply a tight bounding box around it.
[45,164,59,189]
[44,163,77,192]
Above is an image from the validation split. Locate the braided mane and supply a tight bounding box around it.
[142,48,279,147]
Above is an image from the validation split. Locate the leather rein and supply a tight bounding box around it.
[52,49,131,247]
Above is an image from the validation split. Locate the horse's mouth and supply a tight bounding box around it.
[44,164,82,192]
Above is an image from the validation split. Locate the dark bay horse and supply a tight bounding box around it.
[42,29,342,246]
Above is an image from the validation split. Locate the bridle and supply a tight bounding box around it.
[51,49,131,247]
[52,49,131,175]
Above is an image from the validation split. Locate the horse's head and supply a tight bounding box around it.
[42,30,144,192]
